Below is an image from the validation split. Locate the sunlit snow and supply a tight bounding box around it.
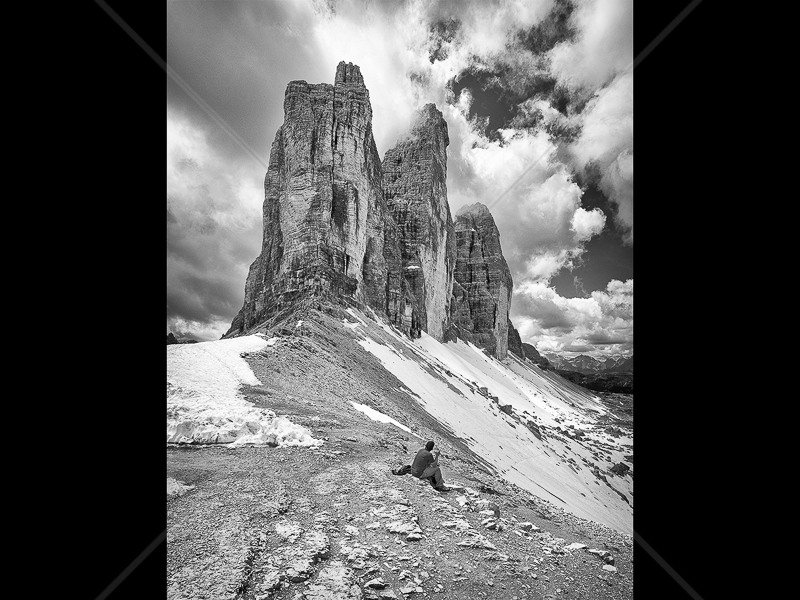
[346,308,367,325]
[167,336,322,447]
[349,401,421,438]
[356,328,632,534]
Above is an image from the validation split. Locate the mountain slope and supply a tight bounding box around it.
[351,310,632,534]
[168,302,633,599]
[171,302,632,534]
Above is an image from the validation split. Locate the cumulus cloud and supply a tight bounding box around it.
[306,0,557,153]
[548,0,633,89]
[571,206,606,241]
[598,147,632,243]
[567,69,633,243]
[440,102,601,286]
[512,279,632,354]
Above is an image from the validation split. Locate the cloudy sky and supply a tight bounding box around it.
[167,0,633,356]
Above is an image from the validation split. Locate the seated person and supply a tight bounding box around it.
[410,440,447,491]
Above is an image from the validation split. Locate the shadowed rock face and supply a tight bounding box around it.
[225,62,406,336]
[507,320,526,359]
[382,104,455,340]
[449,203,513,359]
[521,342,552,369]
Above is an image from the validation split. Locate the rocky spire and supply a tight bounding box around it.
[225,62,404,336]
[334,61,365,86]
[382,103,455,340]
[224,63,521,355]
[449,203,513,359]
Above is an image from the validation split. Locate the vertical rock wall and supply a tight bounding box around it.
[449,203,513,359]
[224,62,526,359]
[382,104,456,340]
[225,62,405,335]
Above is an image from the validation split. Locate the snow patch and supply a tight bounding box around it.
[346,308,367,326]
[167,477,195,496]
[167,336,321,447]
[349,401,421,438]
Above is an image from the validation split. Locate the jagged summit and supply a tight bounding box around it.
[334,61,365,86]
[450,201,513,359]
[224,61,393,338]
[455,201,492,219]
[409,103,449,142]
[224,62,538,362]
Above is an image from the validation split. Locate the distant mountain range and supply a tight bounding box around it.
[167,332,199,345]
[543,353,633,375]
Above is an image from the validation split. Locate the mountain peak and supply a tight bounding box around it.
[334,61,364,86]
[225,64,516,360]
[410,103,449,147]
[455,202,492,219]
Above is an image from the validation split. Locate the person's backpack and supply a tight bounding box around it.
[391,464,412,476]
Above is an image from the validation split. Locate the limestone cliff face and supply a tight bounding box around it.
[225,62,527,356]
[382,104,455,340]
[225,62,405,336]
[449,203,513,359]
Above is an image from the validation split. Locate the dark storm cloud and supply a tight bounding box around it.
[167,105,263,339]
[167,271,242,323]
[167,0,329,164]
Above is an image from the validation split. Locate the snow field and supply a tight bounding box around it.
[167,336,322,447]
[353,326,632,534]
[349,401,422,438]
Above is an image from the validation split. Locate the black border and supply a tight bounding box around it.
[74,1,735,597]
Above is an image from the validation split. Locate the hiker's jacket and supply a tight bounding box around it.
[411,448,436,477]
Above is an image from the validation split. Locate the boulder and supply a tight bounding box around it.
[610,462,630,476]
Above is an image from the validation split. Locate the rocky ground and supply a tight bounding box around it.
[168,421,633,600]
[167,304,633,599]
